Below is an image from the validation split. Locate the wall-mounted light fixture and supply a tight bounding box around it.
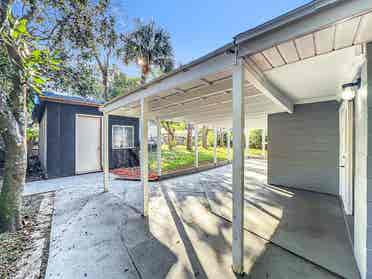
[341,78,361,101]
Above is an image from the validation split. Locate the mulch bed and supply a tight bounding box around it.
[111,167,159,181]
[0,192,55,279]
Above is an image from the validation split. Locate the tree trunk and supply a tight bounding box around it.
[167,131,175,151]
[140,64,149,85]
[102,68,108,101]
[0,130,26,232]
[140,72,146,85]
[202,126,209,149]
[186,124,193,151]
[161,121,175,151]
[0,86,27,233]
[218,129,223,146]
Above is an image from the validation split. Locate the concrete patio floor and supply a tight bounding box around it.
[25,159,359,279]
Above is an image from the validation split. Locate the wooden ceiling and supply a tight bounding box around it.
[248,11,372,72]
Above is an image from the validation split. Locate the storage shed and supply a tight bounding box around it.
[33,92,140,178]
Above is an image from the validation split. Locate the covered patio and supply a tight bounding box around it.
[100,1,372,278]
[25,159,358,279]
[26,158,358,278]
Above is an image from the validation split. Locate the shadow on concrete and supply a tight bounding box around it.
[160,185,209,279]
[199,159,360,279]
[121,205,194,279]
[161,178,341,278]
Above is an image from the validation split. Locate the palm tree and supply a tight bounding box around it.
[120,19,174,84]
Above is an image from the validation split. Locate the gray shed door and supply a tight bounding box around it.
[75,114,102,174]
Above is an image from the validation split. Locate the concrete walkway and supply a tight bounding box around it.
[25,159,359,279]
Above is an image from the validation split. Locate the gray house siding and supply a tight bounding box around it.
[44,102,139,178]
[46,102,102,178]
[268,101,339,195]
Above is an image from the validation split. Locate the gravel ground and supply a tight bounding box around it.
[0,192,54,279]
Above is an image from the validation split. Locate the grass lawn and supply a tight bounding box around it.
[149,145,265,173]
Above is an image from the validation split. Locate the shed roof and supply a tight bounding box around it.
[38,91,103,106]
[32,91,103,123]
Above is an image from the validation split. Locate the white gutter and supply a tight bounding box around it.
[234,0,348,44]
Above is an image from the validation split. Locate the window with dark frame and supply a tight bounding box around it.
[112,125,134,149]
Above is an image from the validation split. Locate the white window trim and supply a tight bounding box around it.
[112,125,135,150]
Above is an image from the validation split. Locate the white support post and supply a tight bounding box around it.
[140,97,149,217]
[103,113,109,192]
[262,129,266,159]
[227,129,231,162]
[214,127,218,165]
[245,128,250,157]
[194,125,199,168]
[232,58,245,275]
[156,117,162,177]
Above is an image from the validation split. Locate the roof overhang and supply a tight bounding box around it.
[237,0,372,57]
[235,0,349,44]
[40,96,102,108]
[102,0,372,129]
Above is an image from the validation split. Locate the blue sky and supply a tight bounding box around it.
[111,0,311,76]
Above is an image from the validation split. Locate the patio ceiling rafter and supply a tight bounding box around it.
[102,50,235,114]
[183,111,275,126]
[149,76,235,110]
[156,94,265,120]
[242,58,294,113]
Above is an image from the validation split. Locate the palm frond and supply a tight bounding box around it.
[119,19,174,81]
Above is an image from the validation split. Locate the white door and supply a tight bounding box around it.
[76,115,102,174]
[339,101,353,215]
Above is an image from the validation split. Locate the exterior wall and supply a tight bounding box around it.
[268,101,339,195]
[108,115,140,169]
[45,102,102,178]
[38,107,47,169]
[45,102,139,178]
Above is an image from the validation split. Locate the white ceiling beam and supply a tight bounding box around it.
[103,52,234,113]
[174,107,279,124]
[154,95,267,120]
[196,116,267,129]
[111,109,140,118]
[243,58,294,113]
[174,88,187,94]
[152,90,261,116]
[162,107,273,123]
[150,81,257,112]
[150,78,233,111]
[149,75,231,105]
[190,113,269,125]
[200,78,213,86]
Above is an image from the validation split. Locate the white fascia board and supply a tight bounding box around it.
[238,0,372,57]
[243,59,294,113]
[294,95,338,104]
[102,53,234,113]
[235,0,346,43]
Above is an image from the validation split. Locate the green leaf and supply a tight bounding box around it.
[31,50,41,60]
[32,76,45,85]
[30,84,42,94]
[16,19,28,35]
